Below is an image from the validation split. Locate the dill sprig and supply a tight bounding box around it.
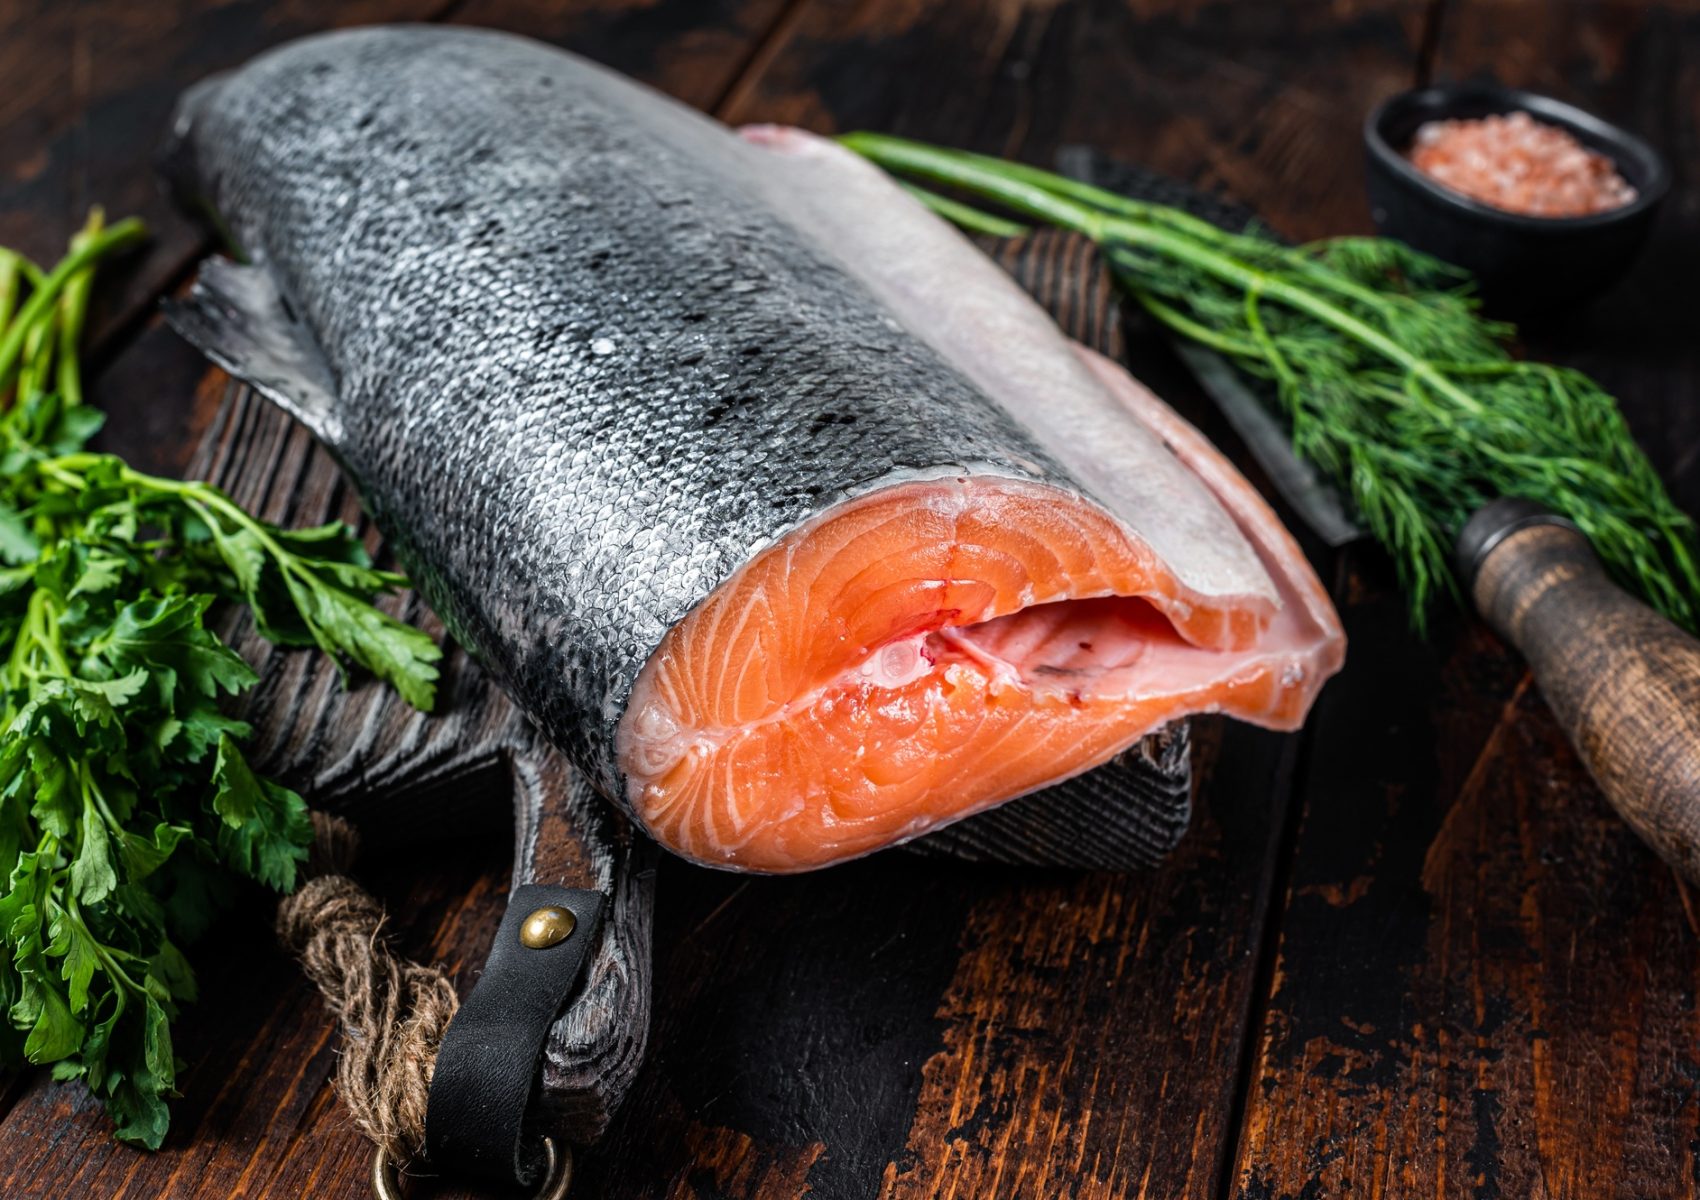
[842,133,1700,633]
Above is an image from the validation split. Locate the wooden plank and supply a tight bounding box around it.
[568,3,1431,1197]
[0,809,513,1200]
[719,0,1431,239]
[576,718,1295,1200]
[1228,3,1700,1196]
[0,0,451,350]
[448,0,798,113]
[1233,605,1700,1198]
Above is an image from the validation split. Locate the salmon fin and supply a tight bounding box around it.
[909,723,1192,870]
[165,256,343,445]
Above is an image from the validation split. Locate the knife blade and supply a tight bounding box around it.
[1056,145,1365,548]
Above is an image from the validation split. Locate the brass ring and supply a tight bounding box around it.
[370,1145,405,1200]
[371,1136,572,1200]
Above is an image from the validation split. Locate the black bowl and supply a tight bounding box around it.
[1364,83,1669,315]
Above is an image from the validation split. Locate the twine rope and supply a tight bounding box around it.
[275,811,459,1166]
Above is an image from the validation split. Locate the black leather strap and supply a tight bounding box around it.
[425,884,605,1186]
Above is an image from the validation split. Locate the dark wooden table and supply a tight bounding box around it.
[4,1,1699,1196]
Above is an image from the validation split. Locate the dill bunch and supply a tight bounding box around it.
[844,133,1700,634]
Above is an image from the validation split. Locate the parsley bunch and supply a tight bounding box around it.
[0,213,441,1147]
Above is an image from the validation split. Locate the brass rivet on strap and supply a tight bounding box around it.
[518,905,577,950]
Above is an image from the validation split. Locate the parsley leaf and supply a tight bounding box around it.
[0,212,441,1148]
[209,736,310,893]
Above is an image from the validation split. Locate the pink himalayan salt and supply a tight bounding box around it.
[1407,111,1637,218]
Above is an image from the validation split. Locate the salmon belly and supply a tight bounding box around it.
[618,364,1344,874]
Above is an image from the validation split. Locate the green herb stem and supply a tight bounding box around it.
[0,213,436,1148]
[56,210,106,411]
[845,134,1486,415]
[841,131,1700,632]
[897,181,1031,237]
[0,217,144,400]
[0,255,20,339]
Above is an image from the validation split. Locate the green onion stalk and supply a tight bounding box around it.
[842,133,1700,634]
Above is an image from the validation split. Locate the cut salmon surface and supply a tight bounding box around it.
[618,352,1345,873]
[614,125,1345,872]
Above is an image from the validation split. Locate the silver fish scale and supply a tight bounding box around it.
[167,26,1087,801]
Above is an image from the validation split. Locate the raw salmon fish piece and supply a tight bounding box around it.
[164,28,1343,875]
[615,130,1343,871]
[620,361,1343,872]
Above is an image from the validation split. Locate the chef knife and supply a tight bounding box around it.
[1057,149,1700,880]
[1056,145,1365,548]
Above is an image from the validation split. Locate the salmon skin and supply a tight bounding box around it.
[163,26,1345,873]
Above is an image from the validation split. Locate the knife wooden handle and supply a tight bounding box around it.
[1466,503,1700,882]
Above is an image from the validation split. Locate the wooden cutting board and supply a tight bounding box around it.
[197,228,1193,1144]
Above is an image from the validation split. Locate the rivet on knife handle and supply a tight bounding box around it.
[1460,497,1700,882]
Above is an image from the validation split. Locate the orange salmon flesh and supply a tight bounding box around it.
[617,351,1344,872]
